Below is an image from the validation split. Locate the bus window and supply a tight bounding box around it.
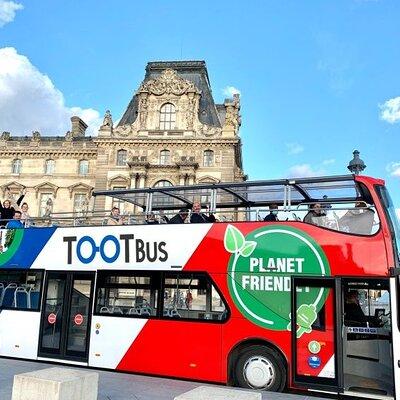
[0,270,43,310]
[95,272,158,317]
[163,273,227,321]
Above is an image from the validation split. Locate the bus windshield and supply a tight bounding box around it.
[377,185,400,265]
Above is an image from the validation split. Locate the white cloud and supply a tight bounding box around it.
[322,158,336,165]
[285,142,304,155]
[396,209,400,221]
[379,97,400,124]
[0,1,23,27]
[0,47,101,136]
[386,162,400,178]
[223,86,241,98]
[287,164,325,178]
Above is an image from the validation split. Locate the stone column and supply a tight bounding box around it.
[179,174,186,186]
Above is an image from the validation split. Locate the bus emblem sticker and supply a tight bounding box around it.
[225,225,330,332]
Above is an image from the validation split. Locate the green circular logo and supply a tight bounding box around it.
[225,225,330,330]
[308,340,321,354]
[0,228,24,266]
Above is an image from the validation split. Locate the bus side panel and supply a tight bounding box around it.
[89,316,147,369]
[116,319,224,383]
[0,310,40,359]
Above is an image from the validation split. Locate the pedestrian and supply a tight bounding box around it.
[264,204,279,222]
[190,202,215,223]
[168,208,189,224]
[0,188,26,227]
[6,211,24,229]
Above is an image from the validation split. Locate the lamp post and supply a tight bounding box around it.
[347,150,366,175]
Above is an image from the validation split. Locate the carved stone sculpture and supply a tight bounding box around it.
[32,131,41,141]
[138,69,200,96]
[102,110,113,128]
[1,132,10,141]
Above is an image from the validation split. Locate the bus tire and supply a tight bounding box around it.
[234,345,286,392]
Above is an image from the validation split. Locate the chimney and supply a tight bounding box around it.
[70,116,88,137]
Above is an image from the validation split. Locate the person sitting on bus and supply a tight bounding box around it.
[106,207,123,225]
[190,202,215,223]
[6,211,24,229]
[344,290,367,326]
[146,212,159,225]
[0,187,26,227]
[169,208,189,224]
[303,203,327,227]
[339,201,375,235]
[264,204,279,222]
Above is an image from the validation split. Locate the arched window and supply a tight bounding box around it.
[154,180,173,206]
[153,180,173,188]
[159,103,176,130]
[45,159,55,175]
[117,149,127,166]
[203,150,214,167]
[78,160,89,175]
[12,159,22,174]
[160,150,171,165]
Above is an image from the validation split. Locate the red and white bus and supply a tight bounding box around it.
[0,174,399,399]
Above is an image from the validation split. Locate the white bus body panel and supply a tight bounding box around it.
[0,310,40,359]
[89,316,147,369]
[390,278,400,400]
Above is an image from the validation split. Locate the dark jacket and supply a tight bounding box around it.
[169,214,186,224]
[190,213,214,223]
[264,213,278,222]
[0,195,24,226]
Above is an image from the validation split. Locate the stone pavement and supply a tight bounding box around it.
[0,358,329,400]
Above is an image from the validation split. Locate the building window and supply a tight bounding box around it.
[79,160,89,175]
[154,180,172,188]
[45,159,55,175]
[117,149,127,166]
[160,150,171,165]
[39,193,53,217]
[153,180,173,207]
[112,186,126,213]
[203,150,214,167]
[73,193,88,214]
[159,103,176,130]
[11,159,22,174]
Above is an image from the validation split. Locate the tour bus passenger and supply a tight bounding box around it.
[339,201,375,235]
[20,202,31,226]
[6,211,24,229]
[159,210,169,224]
[0,187,26,227]
[303,203,327,227]
[106,207,124,225]
[264,204,279,222]
[190,202,215,223]
[146,212,159,225]
[169,208,189,224]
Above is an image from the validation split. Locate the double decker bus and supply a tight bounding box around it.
[0,174,399,399]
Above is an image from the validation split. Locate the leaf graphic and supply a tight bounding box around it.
[224,224,245,253]
[239,241,257,258]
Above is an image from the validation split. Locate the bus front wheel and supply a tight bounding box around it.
[234,345,286,392]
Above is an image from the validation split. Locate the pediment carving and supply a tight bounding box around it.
[138,69,200,96]
[33,182,59,198]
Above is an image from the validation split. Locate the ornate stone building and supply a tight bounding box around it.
[0,61,245,217]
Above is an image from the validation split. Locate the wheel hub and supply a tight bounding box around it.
[243,356,275,389]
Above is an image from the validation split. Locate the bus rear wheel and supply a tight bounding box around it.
[234,345,286,392]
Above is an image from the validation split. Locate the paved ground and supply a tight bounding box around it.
[0,358,330,400]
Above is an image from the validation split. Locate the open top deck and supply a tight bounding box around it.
[93,174,369,212]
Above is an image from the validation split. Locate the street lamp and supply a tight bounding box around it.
[347,150,366,175]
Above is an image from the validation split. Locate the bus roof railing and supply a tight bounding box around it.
[92,174,363,211]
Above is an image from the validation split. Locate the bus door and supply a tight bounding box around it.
[291,277,340,393]
[342,279,395,398]
[38,271,95,363]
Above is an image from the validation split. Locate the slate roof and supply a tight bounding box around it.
[118,61,222,128]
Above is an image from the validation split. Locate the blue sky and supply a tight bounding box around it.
[0,0,399,206]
